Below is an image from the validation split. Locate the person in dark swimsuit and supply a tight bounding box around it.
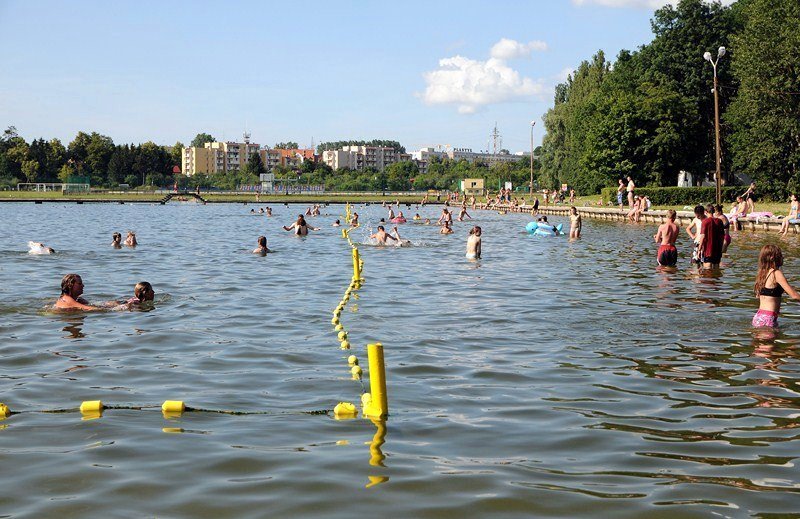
[714,204,731,253]
[283,215,319,236]
[753,245,800,327]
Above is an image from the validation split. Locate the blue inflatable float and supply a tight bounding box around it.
[525,221,564,236]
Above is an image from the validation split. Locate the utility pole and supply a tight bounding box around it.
[704,46,726,205]
[530,121,536,197]
[490,123,501,167]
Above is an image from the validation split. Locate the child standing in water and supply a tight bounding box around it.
[569,206,581,238]
[753,245,800,327]
[466,226,481,259]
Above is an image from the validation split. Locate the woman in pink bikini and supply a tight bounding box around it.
[753,245,800,328]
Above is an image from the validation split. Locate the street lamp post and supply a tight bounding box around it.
[704,46,726,205]
[529,121,536,199]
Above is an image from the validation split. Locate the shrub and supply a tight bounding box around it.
[600,186,744,207]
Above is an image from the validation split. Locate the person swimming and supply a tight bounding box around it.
[457,206,471,221]
[332,220,341,227]
[466,226,482,259]
[54,273,100,311]
[390,225,411,247]
[28,241,55,254]
[350,212,359,227]
[283,215,319,236]
[127,281,155,305]
[253,235,270,255]
[440,221,454,234]
[125,231,137,247]
[413,213,421,220]
[370,225,398,245]
[112,232,122,248]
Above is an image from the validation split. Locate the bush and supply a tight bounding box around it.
[600,186,743,207]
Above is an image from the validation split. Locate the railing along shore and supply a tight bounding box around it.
[475,203,794,234]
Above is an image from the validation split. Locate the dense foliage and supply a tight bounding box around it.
[599,185,741,206]
[540,0,799,200]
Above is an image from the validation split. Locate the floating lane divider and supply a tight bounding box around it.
[0,400,331,421]
[333,203,389,421]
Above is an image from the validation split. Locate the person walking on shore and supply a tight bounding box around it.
[616,179,625,210]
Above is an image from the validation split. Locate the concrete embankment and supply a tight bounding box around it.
[477,203,792,233]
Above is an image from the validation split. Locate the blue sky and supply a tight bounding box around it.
[0,0,721,153]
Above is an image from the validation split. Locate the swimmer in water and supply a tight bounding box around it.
[253,235,270,255]
[424,218,431,225]
[332,220,341,227]
[457,206,472,221]
[413,213,421,220]
[466,226,482,259]
[391,225,411,246]
[127,281,155,305]
[370,225,398,245]
[125,231,137,247]
[654,209,679,267]
[266,207,272,216]
[283,214,320,236]
[440,221,454,234]
[112,232,122,248]
[28,241,55,254]
[55,273,100,311]
[350,212,359,227]
[752,244,800,327]
[305,207,313,216]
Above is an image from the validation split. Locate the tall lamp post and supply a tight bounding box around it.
[529,120,536,198]
[704,46,726,205]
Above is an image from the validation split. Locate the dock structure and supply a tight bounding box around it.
[475,203,795,234]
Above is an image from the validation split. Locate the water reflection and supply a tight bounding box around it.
[60,315,86,339]
[366,418,389,488]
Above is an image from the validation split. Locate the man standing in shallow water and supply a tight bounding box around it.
[654,210,679,267]
[698,204,725,269]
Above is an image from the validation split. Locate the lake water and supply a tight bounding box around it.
[2,202,800,518]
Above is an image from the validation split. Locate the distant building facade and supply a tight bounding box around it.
[321,145,405,172]
[181,137,260,176]
[259,148,316,172]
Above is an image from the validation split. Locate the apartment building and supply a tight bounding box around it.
[259,148,316,172]
[321,145,404,172]
[181,138,261,176]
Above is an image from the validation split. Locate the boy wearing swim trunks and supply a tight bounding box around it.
[654,210,679,267]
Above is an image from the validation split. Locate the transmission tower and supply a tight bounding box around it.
[490,123,502,165]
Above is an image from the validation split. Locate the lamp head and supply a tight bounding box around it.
[703,51,713,62]
[718,46,726,58]
[530,121,536,127]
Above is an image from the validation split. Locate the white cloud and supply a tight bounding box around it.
[490,38,548,60]
[572,0,734,7]
[420,39,547,114]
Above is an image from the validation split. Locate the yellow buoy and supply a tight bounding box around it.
[340,340,351,350]
[333,402,358,419]
[0,403,10,418]
[335,324,344,332]
[338,331,348,341]
[331,317,340,326]
[348,355,358,366]
[351,365,363,379]
[79,400,104,414]
[162,400,185,414]
[361,392,372,409]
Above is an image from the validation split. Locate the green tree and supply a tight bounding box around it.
[727,0,800,198]
[274,142,299,149]
[169,141,184,168]
[191,133,215,147]
[21,160,40,183]
[242,151,266,176]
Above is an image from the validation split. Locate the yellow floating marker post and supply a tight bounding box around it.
[162,400,185,417]
[352,247,361,281]
[363,343,388,419]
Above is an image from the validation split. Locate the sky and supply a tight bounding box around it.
[0,0,734,154]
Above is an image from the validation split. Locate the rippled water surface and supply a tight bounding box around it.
[2,202,800,518]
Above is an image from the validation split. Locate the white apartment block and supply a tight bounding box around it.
[321,146,404,172]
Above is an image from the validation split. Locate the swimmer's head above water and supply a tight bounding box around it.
[61,273,83,297]
[133,281,155,302]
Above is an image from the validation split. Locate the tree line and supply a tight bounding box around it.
[538,0,799,200]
